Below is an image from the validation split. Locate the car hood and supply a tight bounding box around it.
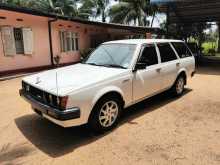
[23,63,127,96]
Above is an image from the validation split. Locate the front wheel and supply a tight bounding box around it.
[88,97,122,133]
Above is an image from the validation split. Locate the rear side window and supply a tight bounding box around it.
[157,43,177,62]
[138,44,158,66]
[172,42,192,58]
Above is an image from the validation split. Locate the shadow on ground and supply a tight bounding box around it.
[198,58,220,76]
[196,66,220,76]
[15,89,192,158]
[0,143,35,165]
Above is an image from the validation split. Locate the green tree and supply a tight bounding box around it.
[166,22,210,49]
[35,0,80,17]
[148,4,158,27]
[80,0,110,22]
[1,0,86,18]
[109,0,157,26]
[0,0,36,7]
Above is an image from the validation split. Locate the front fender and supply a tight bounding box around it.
[91,86,125,110]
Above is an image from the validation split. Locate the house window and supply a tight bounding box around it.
[14,28,24,54]
[60,31,79,52]
[1,26,33,56]
[60,31,66,52]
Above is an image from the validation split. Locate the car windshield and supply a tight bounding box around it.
[83,44,137,69]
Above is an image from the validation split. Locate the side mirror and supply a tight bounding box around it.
[134,62,147,71]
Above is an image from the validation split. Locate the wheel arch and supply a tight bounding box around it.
[177,69,187,85]
[87,87,125,132]
[92,87,125,109]
[87,87,125,124]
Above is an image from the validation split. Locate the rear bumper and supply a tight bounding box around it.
[19,89,81,127]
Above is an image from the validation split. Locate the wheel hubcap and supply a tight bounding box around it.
[176,78,184,94]
[99,101,119,128]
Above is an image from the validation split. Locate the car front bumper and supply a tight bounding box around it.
[19,89,81,127]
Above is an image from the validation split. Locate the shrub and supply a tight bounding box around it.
[54,55,61,66]
[208,49,216,56]
[80,48,94,60]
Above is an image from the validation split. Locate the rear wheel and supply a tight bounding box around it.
[88,96,122,133]
[171,76,185,96]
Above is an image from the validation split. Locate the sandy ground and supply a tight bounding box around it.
[0,66,220,165]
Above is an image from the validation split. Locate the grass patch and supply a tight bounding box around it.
[202,42,218,55]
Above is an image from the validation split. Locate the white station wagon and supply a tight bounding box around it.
[20,39,195,132]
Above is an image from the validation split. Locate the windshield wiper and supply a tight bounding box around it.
[102,64,127,69]
[83,62,100,66]
[83,62,126,69]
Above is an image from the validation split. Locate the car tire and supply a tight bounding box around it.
[171,75,185,96]
[88,96,122,133]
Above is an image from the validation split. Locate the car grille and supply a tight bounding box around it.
[22,81,59,108]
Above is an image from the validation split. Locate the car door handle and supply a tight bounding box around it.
[156,68,162,73]
[176,62,180,67]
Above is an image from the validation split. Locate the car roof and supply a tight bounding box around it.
[104,39,184,45]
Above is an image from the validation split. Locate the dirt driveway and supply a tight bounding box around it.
[0,66,220,165]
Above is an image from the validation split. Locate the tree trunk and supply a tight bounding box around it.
[151,12,155,28]
[198,32,203,51]
[102,11,106,22]
[143,16,147,26]
[134,19,137,26]
[166,5,170,38]
[138,16,142,26]
[218,22,220,52]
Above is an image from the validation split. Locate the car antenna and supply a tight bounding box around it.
[56,71,59,97]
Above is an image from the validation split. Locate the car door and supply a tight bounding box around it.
[133,43,164,102]
[156,42,180,90]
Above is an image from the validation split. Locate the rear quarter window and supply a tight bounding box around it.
[172,42,193,58]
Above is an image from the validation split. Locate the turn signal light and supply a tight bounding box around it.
[59,96,68,110]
